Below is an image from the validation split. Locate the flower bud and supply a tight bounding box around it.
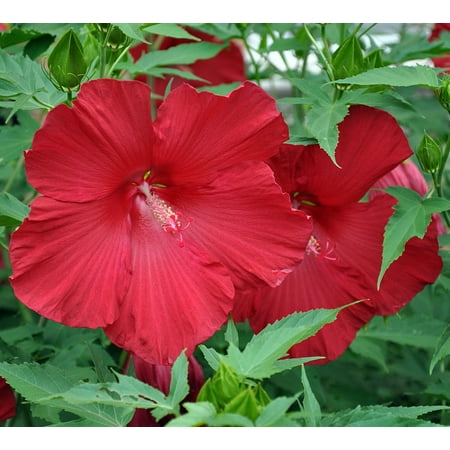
[332,35,365,81]
[107,26,128,50]
[197,361,242,409]
[416,132,442,174]
[437,75,450,113]
[47,29,87,91]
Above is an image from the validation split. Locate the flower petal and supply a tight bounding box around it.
[272,105,412,206]
[26,79,154,203]
[9,192,132,327]
[152,82,288,185]
[241,195,441,363]
[105,194,235,364]
[0,378,16,422]
[172,161,312,291]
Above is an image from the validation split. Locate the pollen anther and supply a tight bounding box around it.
[138,183,192,248]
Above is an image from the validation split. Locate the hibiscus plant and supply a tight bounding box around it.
[0,22,449,429]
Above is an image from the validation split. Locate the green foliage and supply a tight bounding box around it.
[0,192,29,226]
[378,186,450,287]
[333,65,443,89]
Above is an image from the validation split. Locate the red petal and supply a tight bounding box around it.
[272,105,412,206]
[242,195,441,363]
[0,378,16,422]
[26,79,154,203]
[175,161,312,291]
[9,192,132,327]
[152,82,288,185]
[105,195,235,364]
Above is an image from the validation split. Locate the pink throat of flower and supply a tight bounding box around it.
[137,182,193,248]
[306,235,337,261]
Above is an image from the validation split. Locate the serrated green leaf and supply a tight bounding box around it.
[378,186,433,288]
[321,404,449,427]
[255,396,298,427]
[166,350,189,410]
[333,65,442,88]
[363,315,446,350]
[305,101,349,165]
[165,401,217,427]
[0,49,65,116]
[118,41,226,75]
[0,192,30,226]
[301,365,321,426]
[199,345,221,371]
[142,24,201,41]
[222,307,344,379]
[429,324,450,375]
[113,24,150,44]
[0,362,133,426]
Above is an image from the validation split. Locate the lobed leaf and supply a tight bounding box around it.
[333,65,442,88]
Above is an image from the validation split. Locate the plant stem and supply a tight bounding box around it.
[303,24,334,82]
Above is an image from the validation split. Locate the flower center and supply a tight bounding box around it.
[306,235,336,261]
[137,182,192,248]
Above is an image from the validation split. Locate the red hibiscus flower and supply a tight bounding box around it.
[128,355,204,427]
[9,78,311,365]
[233,105,442,363]
[0,377,16,422]
[429,23,450,70]
[130,26,246,102]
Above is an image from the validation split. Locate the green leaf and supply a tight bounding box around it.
[0,362,134,426]
[114,24,150,44]
[321,404,449,427]
[333,65,442,88]
[166,350,189,412]
[378,186,434,288]
[0,116,40,163]
[0,49,65,118]
[224,316,239,348]
[0,27,41,49]
[429,324,450,375]
[363,315,446,350]
[301,365,321,426]
[350,336,389,372]
[221,307,345,379]
[0,192,30,226]
[305,101,349,165]
[142,24,201,41]
[255,396,298,427]
[286,77,349,164]
[118,41,226,75]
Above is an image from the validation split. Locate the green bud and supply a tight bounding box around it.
[223,387,261,422]
[417,132,442,174]
[196,361,243,410]
[107,26,128,50]
[332,34,365,81]
[48,29,87,91]
[437,75,450,113]
[365,49,384,70]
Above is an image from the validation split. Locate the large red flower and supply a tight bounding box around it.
[0,377,16,422]
[128,355,204,427]
[233,105,442,363]
[9,78,311,365]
